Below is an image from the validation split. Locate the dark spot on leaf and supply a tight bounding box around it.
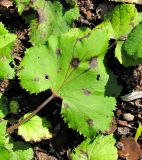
[97,75,100,80]
[36,8,45,24]
[38,56,39,59]
[87,119,94,126]
[56,48,61,56]
[89,57,97,68]
[34,77,40,81]
[63,103,69,109]
[77,33,91,42]
[82,89,91,96]
[70,58,80,69]
[44,74,49,79]
[57,67,61,73]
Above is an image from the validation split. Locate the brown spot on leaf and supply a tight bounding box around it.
[34,77,40,81]
[56,48,61,56]
[82,88,91,96]
[70,58,80,69]
[36,8,45,24]
[89,57,97,68]
[87,119,94,126]
[63,103,69,109]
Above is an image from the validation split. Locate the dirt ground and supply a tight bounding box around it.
[0,0,142,159]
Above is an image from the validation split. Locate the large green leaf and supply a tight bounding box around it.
[18,114,52,142]
[18,28,121,137]
[71,135,118,160]
[0,120,34,160]
[0,23,16,79]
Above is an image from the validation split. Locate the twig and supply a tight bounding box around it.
[7,94,55,134]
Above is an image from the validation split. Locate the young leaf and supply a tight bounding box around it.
[18,28,121,137]
[18,114,52,142]
[0,23,16,79]
[71,135,118,160]
[135,123,142,141]
[123,22,142,61]
[0,120,34,160]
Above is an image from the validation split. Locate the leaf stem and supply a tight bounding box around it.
[7,94,55,134]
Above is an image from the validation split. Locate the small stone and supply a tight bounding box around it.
[118,120,128,126]
[118,127,130,135]
[123,113,134,121]
[116,109,122,117]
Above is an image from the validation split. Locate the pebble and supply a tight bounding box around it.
[123,113,134,121]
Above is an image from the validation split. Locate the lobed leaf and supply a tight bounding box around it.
[18,27,121,137]
[71,135,118,160]
[18,114,52,142]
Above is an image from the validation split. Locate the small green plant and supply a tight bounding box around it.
[1,1,142,159]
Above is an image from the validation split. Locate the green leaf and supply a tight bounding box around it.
[10,142,34,160]
[71,135,118,160]
[29,0,79,45]
[108,0,142,4]
[9,100,19,114]
[135,123,142,141]
[122,22,142,62]
[0,97,8,119]
[105,4,142,66]
[0,23,16,79]
[0,120,34,160]
[18,28,121,137]
[18,114,52,142]
[106,4,141,40]
[14,0,79,45]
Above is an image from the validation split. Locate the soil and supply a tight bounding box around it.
[0,0,142,160]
